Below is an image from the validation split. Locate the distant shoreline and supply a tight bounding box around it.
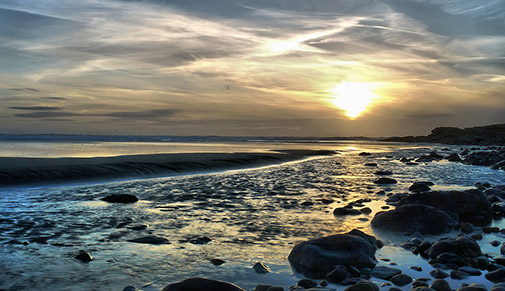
[0,150,335,188]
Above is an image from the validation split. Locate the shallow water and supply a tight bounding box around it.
[1,142,505,290]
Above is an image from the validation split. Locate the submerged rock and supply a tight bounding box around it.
[253,262,271,274]
[370,266,401,280]
[210,258,225,266]
[409,182,432,192]
[127,236,170,245]
[162,278,245,291]
[288,229,378,278]
[374,178,397,184]
[333,207,361,216]
[391,274,413,286]
[75,251,92,263]
[371,204,455,235]
[100,194,139,203]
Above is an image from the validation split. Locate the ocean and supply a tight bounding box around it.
[0,137,504,290]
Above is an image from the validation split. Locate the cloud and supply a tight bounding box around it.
[10,106,62,111]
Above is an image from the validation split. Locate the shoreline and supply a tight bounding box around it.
[0,149,335,188]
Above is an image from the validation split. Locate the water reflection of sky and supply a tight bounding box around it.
[0,143,504,290]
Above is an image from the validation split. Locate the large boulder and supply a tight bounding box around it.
[162,278,245,291]
[427,236,482,268]
[371,204,455,235]
[397,189,492,226]
[288,229,378,278]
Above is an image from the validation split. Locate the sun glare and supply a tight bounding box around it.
[330,81,378,118]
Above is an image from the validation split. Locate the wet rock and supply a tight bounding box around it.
[384,193,408,205]
[188,236,212,245]
[210,258,225,266]
[288,229,378,278]
[123,287,140,291]
[297,279,316,289]
[427,236,482,267]
[413,280,430,288]
[375,170,393,176]
[458,284,488,291]
[460,222,474,233]
[409,182,432,192]
[162,278,245,291]
[100,194,139,203]
[491,240,501,247]
[128,236,170,245]
[365,163,378,167]
[447,153,463,162]
[472,233,483,240]
[374,178,397,184]
[75,251,92,262]
[320,280,329,287]
[397,189,492,226]
[450,270,469,279]
[127,224,149,231]
[253,262,271,274]
[301,201,314,206]
[429,269,449,279]
[255,285,284,291]
[320,198,334,204]
[493,283,505,291]
[344,281,379,291]
[486,269,505,283]
[458,266,482,276]
[371,204,455,235]
[410,266,422,271]
[483,226,500,233]
[431,279,451,291]
[391,274,412,286]
[370,266,401,280]
[359,152,372,156]
[333,207,361,216]
[501,243,505,255]
[360,207,372,214]
[326,265,348,283]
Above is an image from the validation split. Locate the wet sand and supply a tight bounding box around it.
[0,149,335,187]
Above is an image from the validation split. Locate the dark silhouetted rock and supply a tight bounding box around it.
[101,194,138,203]
[370,266,401,280]
[123,286,140,291]
[288,229,378,278]
[371,205,455,235]
[253,262,271,274]
[458,266,481,276]
[486,269,505,283]
[128,236,170,245]
[297,279,316,289]
[397,189,492,226]
[75,251,92,262]
[409,182,432,192]
[375,170,393,176]
[162,278,245,291]
[431,279,451,291]
[391,274,412,286]
[427,236,482,267]
[430,269,449,279]
[374,178,397,184]
[359,152,372,156]
[460,222,474,233]
[458,284,487,291]
[447,153,463,162]
[450,270,469,279]
[365,163,378,167]
[333,207,361,216]
[210,258,225,266]
[189,236,212,245]
[327,265,348,283]
[344,280,379,291]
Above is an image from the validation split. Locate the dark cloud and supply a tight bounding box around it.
[14,111,82,118]
[10,106,62,111]
[42,97,68,101]
[8,88,39,92]
[405,113,454,119]
[106,109,180,120]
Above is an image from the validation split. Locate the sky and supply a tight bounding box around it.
[0,0,504,137]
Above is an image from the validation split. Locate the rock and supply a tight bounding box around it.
[344,281,379,291]
[100,194,139,203]
[472,233,483,240]
[458,284,487,291]
[410,266,422,271]
[75,251,92,262]
[360,207,372,214]
[320,280,329,287]
[491,240,501,247]
[493,283,505,291]
[127,224,149,231]
[188,236,212,245]
[321,198,334,204]
[162,278,245,291]
[458,266,482,276]
[427,236,482,266]
[374,178,398,184]
[397,189,492,226]
[450,270,469,279]
[409,182,432,192]
[365,163,378,167]
[384,193,408,205]
[391,274,412,286]
[501,243,505,255]
[431,279,451,291]
[297,279,317,289]
[429,269,449,279]
[370,266,401,280]
[483,226,500,233]
[359,152,372,156]
[460,222,475,233]
[210,258,225,266]
[123,287,140,291]
[375,170,393,176]
[447,153,463,162]
[288,229,378,278]
[255,285,284,291]
[253,262,271,274]
[413,280,430,288]
[128,236,170,245]
[371,204,455,235]
[486,269,505,283]
[326,265,348,283]
[333,207,361,216]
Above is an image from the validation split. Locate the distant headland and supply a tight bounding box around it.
[382,123,505,146]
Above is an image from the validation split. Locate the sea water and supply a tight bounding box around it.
[0,140,504,290]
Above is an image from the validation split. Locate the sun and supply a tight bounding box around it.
[330,81,378,118]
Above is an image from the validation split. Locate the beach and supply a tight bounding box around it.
[1,140,505,291]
